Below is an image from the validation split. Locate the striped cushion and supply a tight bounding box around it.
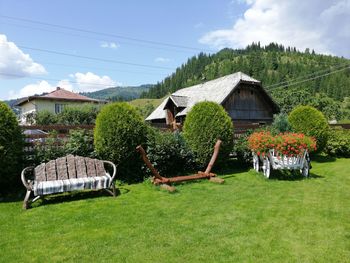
[33,173,111,196]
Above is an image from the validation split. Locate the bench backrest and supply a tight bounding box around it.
[34,155,107,182]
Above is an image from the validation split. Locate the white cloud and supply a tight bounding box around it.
[73,72,117,92]
[8,72,118,99]
[8,80,73,99]
[154,57,171,63]
[0,34,46,79]
[100,41,119,49]
[199,0,350,57]
[194,22,204,29]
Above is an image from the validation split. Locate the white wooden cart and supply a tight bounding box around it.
[252,149,310,178]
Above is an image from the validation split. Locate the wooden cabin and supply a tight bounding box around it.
[146,72,279,126]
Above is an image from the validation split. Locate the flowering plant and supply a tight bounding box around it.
[248,131,317,157]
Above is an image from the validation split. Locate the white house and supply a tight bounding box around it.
[15,87,106,124]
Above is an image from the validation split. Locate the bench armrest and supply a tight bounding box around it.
[21,166,34,190]
[103,160,117,186]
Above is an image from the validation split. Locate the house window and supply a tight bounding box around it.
[55,104,65,114]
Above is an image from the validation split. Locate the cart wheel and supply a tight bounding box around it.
[263,158,271,178]
[300,161,309,177]
[253,154,259,172]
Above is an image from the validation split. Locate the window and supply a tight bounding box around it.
[55,104,65,114]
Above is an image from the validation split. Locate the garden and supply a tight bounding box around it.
[0,100,350,262]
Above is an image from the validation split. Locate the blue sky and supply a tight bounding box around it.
[0,0,349,100]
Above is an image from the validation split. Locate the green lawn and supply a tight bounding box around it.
[1,157,349,262]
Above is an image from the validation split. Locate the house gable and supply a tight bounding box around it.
[146,72,279,125]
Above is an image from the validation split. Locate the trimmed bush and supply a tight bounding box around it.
[324,128,350,157]
[0,102,23,194]
[94,102,147,183]
[146,129,195,177]
[288,105,329,151]
[183,101,234,168]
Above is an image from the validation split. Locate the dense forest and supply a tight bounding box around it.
[141,42,350,120]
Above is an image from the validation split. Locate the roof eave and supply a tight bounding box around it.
[15,96,106,106]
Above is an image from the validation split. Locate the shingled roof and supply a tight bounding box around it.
[15,87,104,106]
[146,72,277,121]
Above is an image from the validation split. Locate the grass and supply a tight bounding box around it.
[1,157,349,262]
[128,98,164,108]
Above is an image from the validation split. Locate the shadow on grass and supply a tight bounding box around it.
[214,158,250,176]
[268,169,324,181]
[0,191,24,203]
[31,188,122,208]
[0,183,129,204]
[312,154,336,163]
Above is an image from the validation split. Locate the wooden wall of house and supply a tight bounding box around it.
[222,84,274,123]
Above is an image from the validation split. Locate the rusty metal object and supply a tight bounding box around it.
[136,140,224,191]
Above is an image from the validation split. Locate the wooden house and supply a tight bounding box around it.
[146,72,279,126]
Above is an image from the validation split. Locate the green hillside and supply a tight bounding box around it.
[141,43,350,120]
[81,84,152,102]
[128,98,164,118]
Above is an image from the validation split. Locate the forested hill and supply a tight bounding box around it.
[140,43,350,119]
[81,84,152,102]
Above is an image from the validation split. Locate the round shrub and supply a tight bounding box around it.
[288,105,329,151]
[0,102,23,194]
[94,102,147,183]
[183,101,234,168]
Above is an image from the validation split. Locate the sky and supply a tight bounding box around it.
[0,0,349,100]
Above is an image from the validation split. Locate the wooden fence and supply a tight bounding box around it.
[21,125,94,155]
[21,122,350,157]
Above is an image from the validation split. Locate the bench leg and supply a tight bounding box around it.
[112,183,116,197]
[23,190,32,210]
[104,182,117,197]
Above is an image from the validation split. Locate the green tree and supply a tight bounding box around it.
[0,101,24,194]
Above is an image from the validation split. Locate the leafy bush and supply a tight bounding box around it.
[183,101,234,168]
[146,129,195,176]
[233,130,254,165]
[271,113,292,134]
[33,131,65,163]
[33,104,100,125]
[57,104,100,125]
[32,129,95,165]
[64,129,96,157]
[94,102,148,183]
[0,101,24,194]
[288,105,329,152]
[35,110,58,125]
[324,128,350,157]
